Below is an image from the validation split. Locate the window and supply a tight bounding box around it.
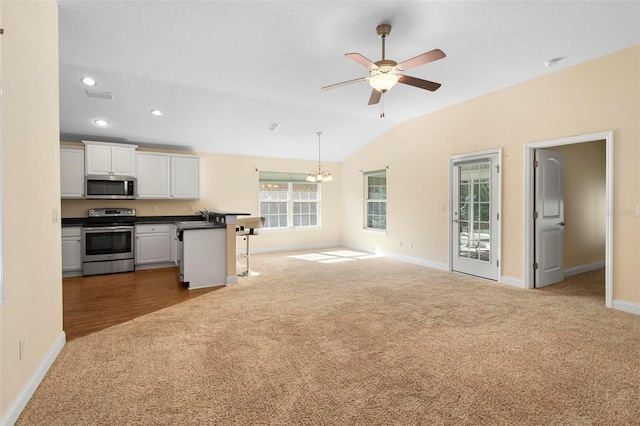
[259,172,320,229]
[364,170,387,230]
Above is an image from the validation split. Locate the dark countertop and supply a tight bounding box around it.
[175,221,226,230]
[62,211,251,227]
[211,211,251,216]
[62,214,213,227]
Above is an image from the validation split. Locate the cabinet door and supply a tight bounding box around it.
[170,225,178,263]
[171,155,200,199]
[61,228,82,271]
[111,145,136,176]
[137,153,170,198]
[136,233,171,265]
[60,147,85,198]
[85,144,111,175]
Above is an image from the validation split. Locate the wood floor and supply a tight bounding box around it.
[63,267,223,340]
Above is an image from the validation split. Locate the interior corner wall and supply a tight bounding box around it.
[340,45,639,305]
[0,0,63,420]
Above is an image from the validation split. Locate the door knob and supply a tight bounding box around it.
[558,221,565,226]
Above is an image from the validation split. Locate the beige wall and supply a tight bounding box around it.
[0,0,62,418]
[548,141,606,269]
[341,46,639,304]
[61,150,342,252]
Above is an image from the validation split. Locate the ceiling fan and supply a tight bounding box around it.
[322,24,445,108]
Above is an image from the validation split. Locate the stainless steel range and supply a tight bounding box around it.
[82,208,136,276]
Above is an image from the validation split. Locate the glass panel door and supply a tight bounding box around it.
[458,162,491,262]
[451,152,500,280]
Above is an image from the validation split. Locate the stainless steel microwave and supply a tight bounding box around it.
[85,175,136,200]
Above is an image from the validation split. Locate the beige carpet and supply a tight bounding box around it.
[17,249,640,425]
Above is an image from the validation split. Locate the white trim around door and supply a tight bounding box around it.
[524,131,613,308]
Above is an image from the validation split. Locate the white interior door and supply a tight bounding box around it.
[451,152,500,280]
[534,149,565,287]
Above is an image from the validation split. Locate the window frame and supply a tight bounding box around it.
[364,169,387,231]
[258,179,322,230]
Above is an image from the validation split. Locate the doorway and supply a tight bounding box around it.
[525,131,613,307]
[450,150,501,281]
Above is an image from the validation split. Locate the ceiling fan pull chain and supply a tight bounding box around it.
[380,93,385,118]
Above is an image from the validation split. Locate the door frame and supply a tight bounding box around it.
[524,131,613,308]
[449,148,502,282]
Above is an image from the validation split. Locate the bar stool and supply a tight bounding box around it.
[235,217,265,277]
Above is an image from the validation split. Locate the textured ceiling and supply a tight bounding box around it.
[57,1,640,162]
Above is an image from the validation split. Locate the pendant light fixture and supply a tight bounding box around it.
[306,131,333,183]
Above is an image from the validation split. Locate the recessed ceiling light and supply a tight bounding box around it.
[150,109,163,116]
[81,77,97,86]
[94,119,109,127]
[544,57,563,68]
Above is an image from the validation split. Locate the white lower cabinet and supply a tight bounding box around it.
[62,227,82,273]
[135,224,172,266]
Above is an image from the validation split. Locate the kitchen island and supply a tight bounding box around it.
[176,211,250,289]
[176,221,227,289]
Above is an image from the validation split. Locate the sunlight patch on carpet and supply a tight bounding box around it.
[289,250,381,263]
[319,258,355,264]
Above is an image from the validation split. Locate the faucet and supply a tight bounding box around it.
[198,208,210,222]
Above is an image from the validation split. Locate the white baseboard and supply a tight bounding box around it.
[135,262,177,271]
[383,252,449,271]
[248,242,341,255]
[564,261,605,277]
[613,299,640,316]
[1,332,66,426]
[226,275,237,285]
[500,276,526,289]
[341,243,449,271]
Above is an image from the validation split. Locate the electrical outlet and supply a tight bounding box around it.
[189,205,195,212]
[409,242,413,249]
[399,241,403,248]
[19,339,26,360]
[52,208,58,223]
[152,205,158,212]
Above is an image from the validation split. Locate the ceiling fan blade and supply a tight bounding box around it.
[346,53,378,70]
[398,75,441,91]
[368,89,382,105]
[321,77,367,91]
[397,49,446,71]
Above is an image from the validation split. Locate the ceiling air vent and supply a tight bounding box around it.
[266,122,280,132]
[86,90,115,101]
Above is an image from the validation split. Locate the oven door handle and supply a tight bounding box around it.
[82,226,134,232]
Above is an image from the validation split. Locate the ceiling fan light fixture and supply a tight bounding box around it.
[369,69,399,93]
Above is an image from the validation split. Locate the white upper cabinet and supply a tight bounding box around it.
[136,152,170,198]
[170,155,200,199]
[83,140,137,176]
[60,146,85,198]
